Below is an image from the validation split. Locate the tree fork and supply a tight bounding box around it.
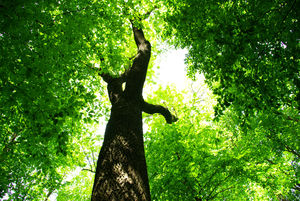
[91,22,177,200]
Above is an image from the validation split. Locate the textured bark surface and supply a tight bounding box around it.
[92,100,150,201]
[91,23,177,201]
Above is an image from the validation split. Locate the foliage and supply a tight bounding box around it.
[145,81,298,200]
[55,170,94,201]
[156,1,299,199]
[162,0,299,117]
[0,0,164,199]
[1,0,110,199]
[1,0,298,200]
[55,138,100,201]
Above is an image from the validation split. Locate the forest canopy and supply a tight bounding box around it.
[0,0,299,200]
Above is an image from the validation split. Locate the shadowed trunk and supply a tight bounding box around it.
[91,23,177,201]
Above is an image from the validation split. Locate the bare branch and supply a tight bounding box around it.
[82,168,96,173]
[142,101,178,124]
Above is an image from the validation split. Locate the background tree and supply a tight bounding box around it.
[0,0,127,199]
[162,0,299,117]
[145,80,298,200]
[157,0,299,199]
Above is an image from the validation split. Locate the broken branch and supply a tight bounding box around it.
[142,101,178,124]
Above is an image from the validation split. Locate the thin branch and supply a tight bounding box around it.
[44,188,55,201]
[198,169,219,195]
[1,131,19,156]
[128,53,138,60]
[286,115,299,122]
[266,129,300,158]
[82,168,96,173]
[91,149,96,170]
[142,101,178,124]
[284,144,300,158]
[209,186,234,200]
[292,183,300,191]
[273,110,299,123]
[206,174,231,200]
[87,154,93,172]
[80,145,93,171]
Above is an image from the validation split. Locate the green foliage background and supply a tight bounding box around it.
[145,81,298,200]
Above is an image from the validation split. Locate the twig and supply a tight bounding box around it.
[82,168,96,173]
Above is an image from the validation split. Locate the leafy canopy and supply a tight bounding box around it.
[1,0,299,200]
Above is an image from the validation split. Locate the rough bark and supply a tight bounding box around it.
[91,23,177,201]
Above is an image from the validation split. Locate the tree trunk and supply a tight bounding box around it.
[91,22,177,201]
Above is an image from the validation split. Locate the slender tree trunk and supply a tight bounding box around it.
[91,22,177,201]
